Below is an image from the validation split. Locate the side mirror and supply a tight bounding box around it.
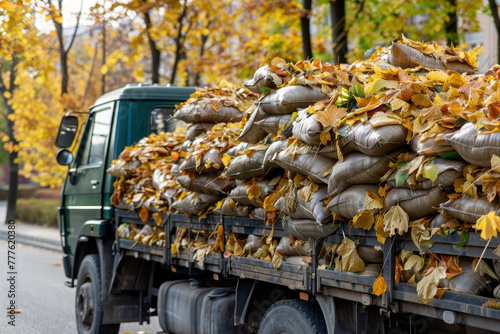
[55,114,78,148]
[56,149,74,166]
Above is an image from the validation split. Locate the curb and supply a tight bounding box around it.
[0,231,62,253]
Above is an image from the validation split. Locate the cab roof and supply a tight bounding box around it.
[92,83,196,107]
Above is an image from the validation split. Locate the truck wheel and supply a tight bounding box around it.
[75,255,120,334]
[257,299,326,334]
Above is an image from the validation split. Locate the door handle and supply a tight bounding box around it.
[90,180,99,189]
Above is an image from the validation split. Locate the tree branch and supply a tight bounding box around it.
[65,0,83,53]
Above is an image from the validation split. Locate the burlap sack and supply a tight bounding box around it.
[176,174,234,194]
[180,148,223,173]
[244,234,263,253]
[384,186,452,220]
[171,192,222,215]
[107,159,141,178]
[175,103,243,123]
[440,195,500,223]
[228,179,275,207]
[224,149,271,180]
[328,151,398,197]
[445,122,500,167]
[185,123,215,141]
[273,151,335,184]
[238,106,269,144]
[387,158,466,190]
[262,140,288,170]
[282,215,338,240]
[226,142,252,157]
[276,236,311,256]
[410,134,455,156]
[254,114,293,135]
[292,110,323,146]
[389,41,475,74]
[250,207,266,220]
[259,85,328,115]
[275,185,330,224]
[338,121,407,156]
[244,65,282,94]
[325,184,379,219]
[213,197,252,217]
[311,143,340,160]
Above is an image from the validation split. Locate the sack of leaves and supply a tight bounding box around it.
[223,144,272,180]
[244,65,284,94]
[185,123,215,141]
[254,113,294,135]
[325,184,379,219]
[384,186,452,220]
[282,215,338,241]
[410,134,456,156]
[171,191,223,215]
[176,174,235,195]
[445,122,500,167]
[259,85,328,115]
[292,109,323,146]
[439,195,500,223]
[214,197,252,218]
[228,178,276,207]
[328,151,399,197]
[275,184,331,224]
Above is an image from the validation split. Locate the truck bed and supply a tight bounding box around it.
[114,209,500,331]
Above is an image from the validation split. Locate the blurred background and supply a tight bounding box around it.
[0,0,499,225]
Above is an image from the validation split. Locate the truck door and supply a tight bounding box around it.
[62,103,114,255]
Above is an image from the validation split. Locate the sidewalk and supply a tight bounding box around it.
[0,201,61,253]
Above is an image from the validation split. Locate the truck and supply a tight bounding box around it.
[55,83,500,334]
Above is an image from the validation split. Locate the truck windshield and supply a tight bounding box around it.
[149,106,183,134]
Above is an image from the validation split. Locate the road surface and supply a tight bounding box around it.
[0,239,163,334]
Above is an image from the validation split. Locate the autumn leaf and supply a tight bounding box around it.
[383,205,409,236]
[299,181,318,202]
[416,266,446,304]
[247,179,262,200]
[222,153,232,166]
[316,104,347,128]
[152,212,163,226]
[365,190,383,210]
[422,164,439,182]
[488,102,500,121]
[337,237,365,272]
[476,211,500,240]
[0,0,15,11]
[491,155,500,173]
[352,210,375,230]
[411,220,435,253]
[404,254,424,272]
[372,274,387,296]
[139,205,149,223]
[375,214,390,244]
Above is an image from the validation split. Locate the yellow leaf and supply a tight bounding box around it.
[383,205,409,236]
[337,237,365,272]
[365,190,383,210]
[101,64,109,75]
[13,43,23,53]
[299,181,318,202]
[422,164,439,182]
[153,212,163,226]
[447,73,466,88]
[411,94,433,108]
[0,0,16,11]
[372,275,387,296]
[352,210,375,230]
[491,155,500,174]
[374,214,389,244]
[139,205,149,223]
[316,104,347,128]
[3,91,11,99]
[476,211,500,240]
[462,181,478,199]
[416,266,446,304]
[222,154,232,166]
[427,71,449,83]
[247,179,262,200]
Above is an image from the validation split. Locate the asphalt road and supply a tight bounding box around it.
[0,240,162,334]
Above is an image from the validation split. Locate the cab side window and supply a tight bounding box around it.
[76,108,113,166]
[149,106,178,134]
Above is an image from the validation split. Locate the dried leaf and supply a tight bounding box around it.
[299,182,319,202]
[352,210,375,230]
[411,221,434,253]
[383,205,409,236]
[153,212,163,226]
[337,237,365,272]
[375,214,389,244]
[404,255,424,272]
[476,211,500,240]
[491,155,500,173]
[247,179,262,200]
[316,104,347,128]
[416,266,446,304]
[139,205,149,223]
[422,164,439,182]
[365,190,383,210]
[372,275,387,296]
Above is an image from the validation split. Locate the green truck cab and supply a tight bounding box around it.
[56,84,195,333]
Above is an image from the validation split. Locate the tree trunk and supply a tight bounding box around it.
[330,0,347,64]
[301,0,313,60]
[102,22,106,94]
[170,2,189,85]
[194,33,209,86]
[144,10,161,84]
[445,0,459,46]
[1,55,18,223]
[489,0,500,64]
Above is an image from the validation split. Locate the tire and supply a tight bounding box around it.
[75,255,120,334]
[257,299,326,334]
